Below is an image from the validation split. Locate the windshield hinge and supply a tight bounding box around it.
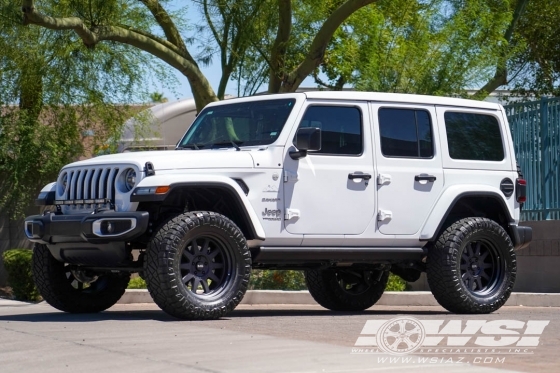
[283,171,298,183]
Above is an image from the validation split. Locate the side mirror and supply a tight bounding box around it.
[290,127,321,160]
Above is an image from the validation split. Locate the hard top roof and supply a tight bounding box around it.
[301,91,501,110]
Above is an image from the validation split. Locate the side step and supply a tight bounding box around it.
[252,246,425,264]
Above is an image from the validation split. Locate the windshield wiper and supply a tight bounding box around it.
[210,141,242,151]
[176,144,202,150]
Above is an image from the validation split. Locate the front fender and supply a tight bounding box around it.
[36,182,57,206]
[131,174,265,240]
[420,185,514,241]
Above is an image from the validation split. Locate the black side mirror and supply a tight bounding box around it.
[290,127,321,160]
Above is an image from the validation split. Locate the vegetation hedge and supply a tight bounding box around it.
[128,276,147,289]
[127,270,407,291]
[2,249,41,302]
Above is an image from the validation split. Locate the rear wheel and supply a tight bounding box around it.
[427,217,516,314]
[305,269,389,311]
[32,244,130,313]
[144,211,251,320]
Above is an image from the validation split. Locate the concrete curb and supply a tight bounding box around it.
[117,290,560,308]
[0,298,35,307]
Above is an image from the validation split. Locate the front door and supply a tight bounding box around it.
[371,103,444,235]
[283,102,376,235]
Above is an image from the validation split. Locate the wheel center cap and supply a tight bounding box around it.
[196,262,206,271]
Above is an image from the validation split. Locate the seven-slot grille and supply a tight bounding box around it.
[62,167,120,201]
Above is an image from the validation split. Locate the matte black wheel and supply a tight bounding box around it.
[427,217,516,314]
[32,244,130,313]
[144,211,251,320]
[305,269,389,311]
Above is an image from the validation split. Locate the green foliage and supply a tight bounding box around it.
[386,273,407,292]
[509,0,560,97]
[125,270,407,292]
[0,0,172,218]
[248,270,407,291]
[149,92,168,103]
[225,0,513,97]
[2,249,40,302]
[127,276,147,289]
[248,270,307,290]
[349,0,511,96]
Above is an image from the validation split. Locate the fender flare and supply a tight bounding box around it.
[131,174,265,240]
[420,186,514,241]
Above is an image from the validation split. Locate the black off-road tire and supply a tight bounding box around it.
[32,244,130,313]
[143,211,251,320]
[427,217,516,314]
[305,269,389,311]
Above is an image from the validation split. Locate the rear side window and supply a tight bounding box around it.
[298,106,362,155]
[378,108,433,158]
[444,112,504,161]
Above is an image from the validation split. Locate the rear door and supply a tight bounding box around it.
[371,103,444,235]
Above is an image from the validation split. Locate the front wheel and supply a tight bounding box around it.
[32,244,130,313]
[143,211,251,320]
[427,217,516,314]
[305,269,389,311]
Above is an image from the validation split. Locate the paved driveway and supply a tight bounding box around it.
[0,301,557,373]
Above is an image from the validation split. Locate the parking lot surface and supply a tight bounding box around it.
[0,301,558,373]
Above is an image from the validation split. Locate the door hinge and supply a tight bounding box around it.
[377,173,392,186]
[283,170,298,183]
[285,208,300,220]
[377,210,393,221]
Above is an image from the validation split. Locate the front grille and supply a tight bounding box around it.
[63,167,120,201]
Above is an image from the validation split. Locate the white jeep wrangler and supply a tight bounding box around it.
[24,92,532,319]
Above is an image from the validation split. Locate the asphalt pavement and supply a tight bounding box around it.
[0,300,558,373]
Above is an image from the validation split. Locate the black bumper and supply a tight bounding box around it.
[24,211,149,245]
[509,224,532,250]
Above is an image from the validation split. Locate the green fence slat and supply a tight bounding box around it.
[505,98,560,221]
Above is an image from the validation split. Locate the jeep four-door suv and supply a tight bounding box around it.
[24,92,532,319]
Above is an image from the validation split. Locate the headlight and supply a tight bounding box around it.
[58,173,68,195]
[124,168,136,191]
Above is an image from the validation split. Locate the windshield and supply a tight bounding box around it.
[177,98,296,149]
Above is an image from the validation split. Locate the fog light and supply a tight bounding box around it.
[92,218,136,237]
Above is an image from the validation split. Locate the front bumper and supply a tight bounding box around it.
[24,211,149,245]
[509,224,532,250]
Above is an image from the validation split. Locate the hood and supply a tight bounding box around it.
[65,149,255,171]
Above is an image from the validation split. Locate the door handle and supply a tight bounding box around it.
[415,175,437,182]
[348,173,372,180]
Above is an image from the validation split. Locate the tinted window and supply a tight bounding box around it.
[444,112,504,161]
[378,108,433,158]
[178,99,295,149]
[298,106,362,155]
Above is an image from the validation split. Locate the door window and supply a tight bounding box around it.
[297,106,363,155]
[378,108,433,158]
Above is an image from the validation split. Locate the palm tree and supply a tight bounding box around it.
[149,92,168,103]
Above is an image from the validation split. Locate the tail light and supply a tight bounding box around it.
[516,178,527,203]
